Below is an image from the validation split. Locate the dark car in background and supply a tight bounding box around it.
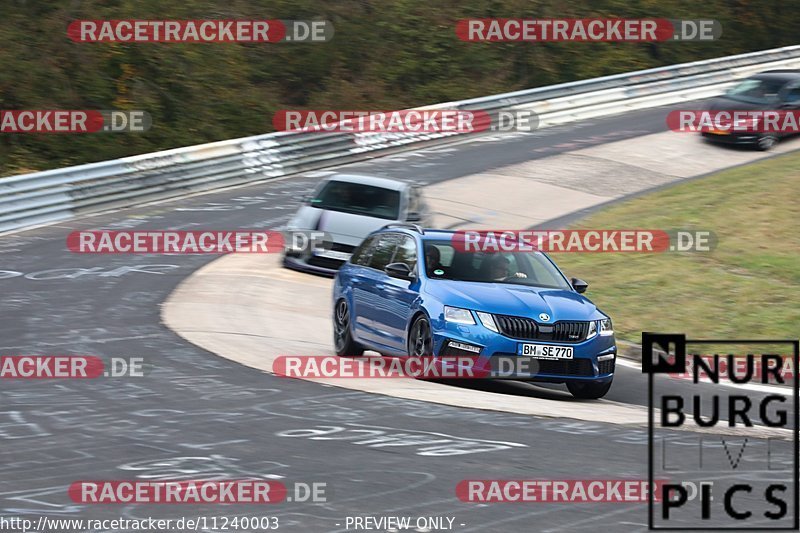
[702,70,800,150]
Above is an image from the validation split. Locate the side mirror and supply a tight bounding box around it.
[406,211,422,222]
[385,262,414,280]
[571,277,589,294]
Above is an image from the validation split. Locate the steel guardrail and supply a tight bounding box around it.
[1,45,799,233]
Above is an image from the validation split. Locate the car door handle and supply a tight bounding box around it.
[375,283,386,291]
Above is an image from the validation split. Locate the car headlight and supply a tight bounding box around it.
[587,321,597,339]
[476,311,498,332]
[599,318,613,336]
[444,306,475,325]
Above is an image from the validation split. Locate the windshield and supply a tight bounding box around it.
[311,180,401,220]
[724,78,785,104]
[422,240,572,290]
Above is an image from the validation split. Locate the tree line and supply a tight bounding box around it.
[0,0,796,173]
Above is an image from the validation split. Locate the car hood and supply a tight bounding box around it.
[427,280,603,322]
[287,206,393,246]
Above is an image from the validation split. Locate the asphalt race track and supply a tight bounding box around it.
[1,103,798,532]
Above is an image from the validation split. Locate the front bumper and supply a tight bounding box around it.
[283,254,340,277]
[701,131,763,145]
[283,243,355,277]
[432,320,616,383]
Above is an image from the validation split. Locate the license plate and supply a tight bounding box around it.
[518,344,574,359]
[314,250,352,261]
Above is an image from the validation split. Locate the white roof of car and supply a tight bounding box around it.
[325,173,408,191]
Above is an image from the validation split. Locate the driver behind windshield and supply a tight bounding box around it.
[488,254,527,281]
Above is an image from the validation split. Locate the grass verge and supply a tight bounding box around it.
[550,150,800,344]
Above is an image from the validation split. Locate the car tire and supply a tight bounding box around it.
[407,315,434,357]
[333,299,364,356]
[567,380,612,400]
[756,134,778,151]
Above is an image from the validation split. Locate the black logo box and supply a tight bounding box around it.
[643,333,799,531]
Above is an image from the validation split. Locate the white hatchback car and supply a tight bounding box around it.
[283,174,432,276]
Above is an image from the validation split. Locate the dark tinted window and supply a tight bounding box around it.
[368,234,400,270]
[725,78,785,104]
[784,86,800,103]
[407,188,420,217]
[424,242,454,276]
[421,240,571,289]
[311,180,401,220]
[408,187,429,222]
[392,236,418,272]
[350,235,379,266]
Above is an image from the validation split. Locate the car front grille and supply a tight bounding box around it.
[307,256,345,270]
[329,243,356,253]
[492,354,594,377]
[494,315,590,343]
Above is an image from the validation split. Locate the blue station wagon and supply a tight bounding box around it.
[332,225,617,399]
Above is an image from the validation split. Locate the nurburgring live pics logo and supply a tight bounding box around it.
[643,333,799,530]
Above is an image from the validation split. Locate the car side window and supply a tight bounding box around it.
[392,236,417,272]
[406,187,426,222]
[351,235,378,266]
[784,85,800,104]
[367,234,400,271]
[415,187,429,214]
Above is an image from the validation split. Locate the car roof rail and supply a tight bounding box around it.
[381,223,424,234]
